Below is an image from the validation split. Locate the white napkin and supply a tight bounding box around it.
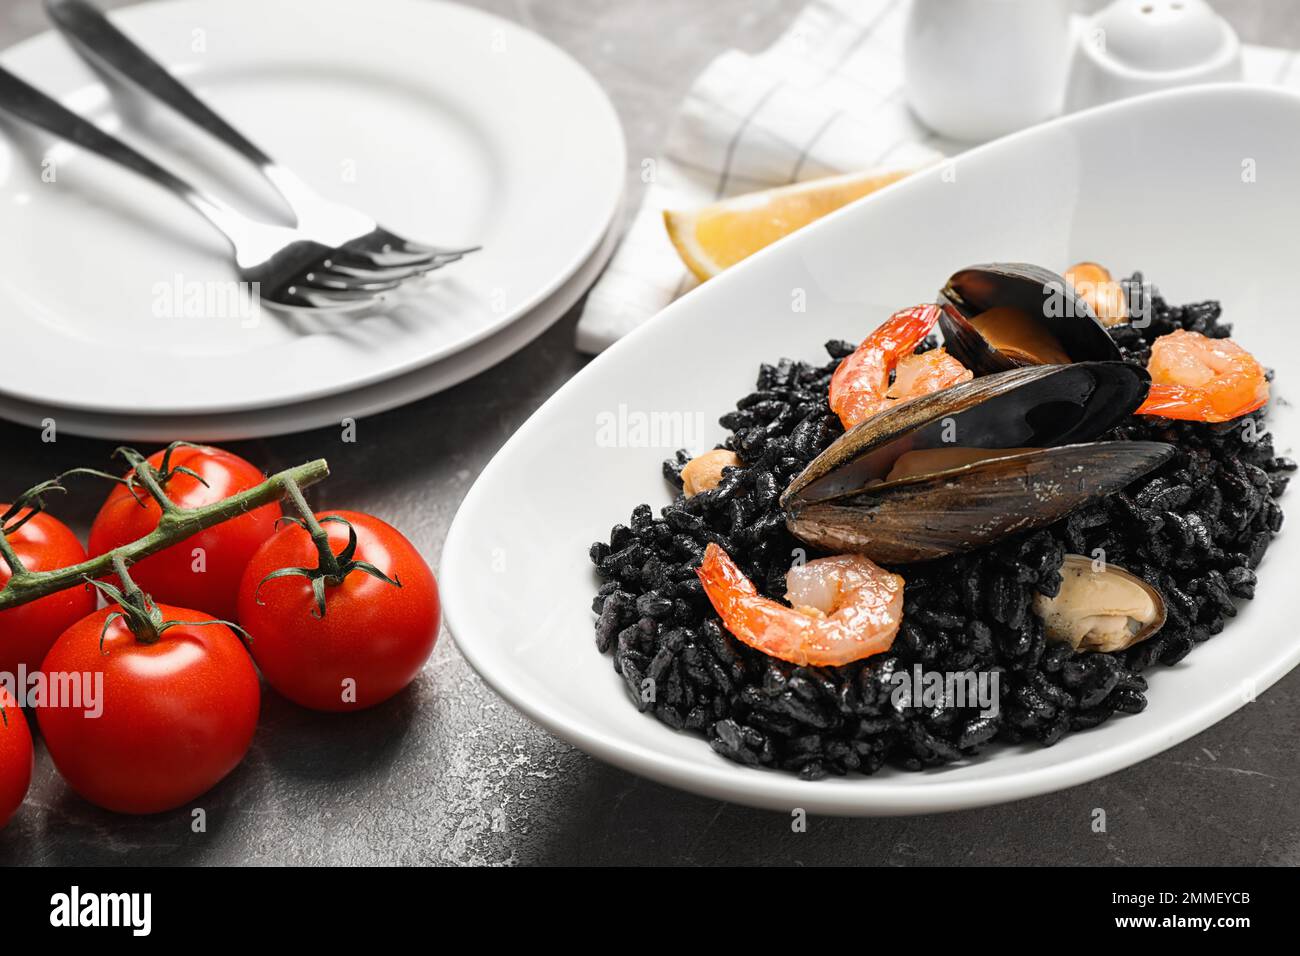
[575,0,1300,354]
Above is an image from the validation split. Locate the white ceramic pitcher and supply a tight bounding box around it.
[903,0,1074,142]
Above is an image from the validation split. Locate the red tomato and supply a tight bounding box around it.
[88,445,280,620]
[0,687,33,829]
[0,506,96,676]
[38,605,260,815]
[237,510,439,712]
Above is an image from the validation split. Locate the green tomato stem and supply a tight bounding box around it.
[116,445,181,515]
[280,476,344,582]
[0,528,24,577]
[0,458,330,613]
[111,553,136,596]
[100,553,163,644]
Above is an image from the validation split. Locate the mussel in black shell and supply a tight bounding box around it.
[781,362,1174,563]
[938,262,1123,375]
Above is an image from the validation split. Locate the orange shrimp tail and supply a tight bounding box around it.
[1136,383,1268,423]
[696,542,757,605]
[695,542,771,653]
[862,303,942,357]
[829,304,942,429]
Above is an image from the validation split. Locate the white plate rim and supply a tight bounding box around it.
[0,0,626,415]
[0,205,623,441]
[441,83,1300,816]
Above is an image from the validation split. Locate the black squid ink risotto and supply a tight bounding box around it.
[589,265,1292,780]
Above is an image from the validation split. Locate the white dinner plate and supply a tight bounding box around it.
[0,0,624,415]
[0,216,620,440]
[441,85,1300,816]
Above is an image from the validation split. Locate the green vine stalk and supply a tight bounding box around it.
[0,457,330,613]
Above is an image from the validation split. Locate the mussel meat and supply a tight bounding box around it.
[1063,261,1129,327]
[781,362,1174,563]
[1034,555,1166,652]
[939,262,1122,375]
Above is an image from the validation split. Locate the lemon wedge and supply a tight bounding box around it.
[663,167,913,281]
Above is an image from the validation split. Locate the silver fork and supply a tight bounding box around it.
[0,63,415,311]
[46,0,480,272]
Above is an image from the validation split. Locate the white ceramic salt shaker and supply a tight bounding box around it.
[903,0,1073,142]
[1066,0,1242,111]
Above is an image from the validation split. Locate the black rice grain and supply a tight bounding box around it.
[589,280,1290,776]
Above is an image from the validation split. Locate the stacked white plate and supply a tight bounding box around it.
[0,0,625,440]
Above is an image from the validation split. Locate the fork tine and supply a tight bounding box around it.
[345,250,452,269]
[340,242,474,269]
[262,288,372,313]
[263,297,350,314]
[325,254,453,281]
[290,287,379,309]
[391,239,482,258]
[303,269,404,294]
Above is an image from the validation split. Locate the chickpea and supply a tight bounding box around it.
[681,448,742,497]
[1064,261,1128,327]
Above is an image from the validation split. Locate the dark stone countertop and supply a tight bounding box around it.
[0,0,1296,865]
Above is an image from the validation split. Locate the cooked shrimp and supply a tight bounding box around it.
[830,304,968,429]
[1135,329,1269,422]
[886,347,973,403]
[681,449,742,497]
[695,542,904,666]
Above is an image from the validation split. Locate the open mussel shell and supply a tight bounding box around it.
[784,362,1152,505]
[1035,555,1167,653]
[781,362,1175,564]
[939,262,1122,374]
[784,442,1173,563]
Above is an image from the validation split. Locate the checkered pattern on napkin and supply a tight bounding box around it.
[574,0,1300,355]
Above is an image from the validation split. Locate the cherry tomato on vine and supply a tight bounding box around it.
[0,687,33,829]
[0,505,96,676]
[38,604,260,815]
[88,445,280,621]
[237,510,440,712]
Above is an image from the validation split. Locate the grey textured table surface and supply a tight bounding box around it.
[1,0,1297,866]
